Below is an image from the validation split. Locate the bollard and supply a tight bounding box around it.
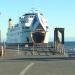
[18,44,20,55]
[1,46,4,56]
[0,46,2,56]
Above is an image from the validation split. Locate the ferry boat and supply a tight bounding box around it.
[6,10,49,47]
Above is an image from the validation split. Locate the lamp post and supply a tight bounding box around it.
[0,30,1,46]
[0,12,1,45]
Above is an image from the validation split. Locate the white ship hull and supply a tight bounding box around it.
[6,11,49,46]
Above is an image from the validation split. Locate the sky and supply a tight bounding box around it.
[0,0,75,41]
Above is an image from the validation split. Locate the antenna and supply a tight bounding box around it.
[0,12,1,29]
[30,8,38,13]
[31,0,38,13]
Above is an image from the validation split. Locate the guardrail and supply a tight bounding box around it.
[9,47,54,56]
[67,50,75,57]
[0,46,64,57]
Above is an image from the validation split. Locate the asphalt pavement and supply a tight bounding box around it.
[0,56,75,75]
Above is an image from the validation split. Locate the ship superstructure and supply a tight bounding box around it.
[6,10,49,46]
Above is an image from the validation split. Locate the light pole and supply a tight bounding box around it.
[0,12,1,44]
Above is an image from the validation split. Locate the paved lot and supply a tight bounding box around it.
[0,57,75,75]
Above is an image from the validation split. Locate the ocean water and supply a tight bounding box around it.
[48,41,75,52]
[48,41,75,55]
[64,42,75,51]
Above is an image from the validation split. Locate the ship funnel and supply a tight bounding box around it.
[8,18,13,28]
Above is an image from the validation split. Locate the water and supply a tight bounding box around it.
[48,41,75,55]
[64,41,75,51]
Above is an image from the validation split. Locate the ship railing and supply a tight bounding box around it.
[1,46,59,56]
[0,46,63,55]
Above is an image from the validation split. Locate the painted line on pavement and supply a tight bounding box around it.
[19,62,35,75]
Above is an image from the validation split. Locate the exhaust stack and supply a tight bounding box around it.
[8,18,13,28]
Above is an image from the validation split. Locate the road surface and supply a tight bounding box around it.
[0,56,75,75]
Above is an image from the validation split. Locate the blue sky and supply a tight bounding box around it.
[0,0,75,41]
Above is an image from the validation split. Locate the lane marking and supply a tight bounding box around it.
[19,62,34,75]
